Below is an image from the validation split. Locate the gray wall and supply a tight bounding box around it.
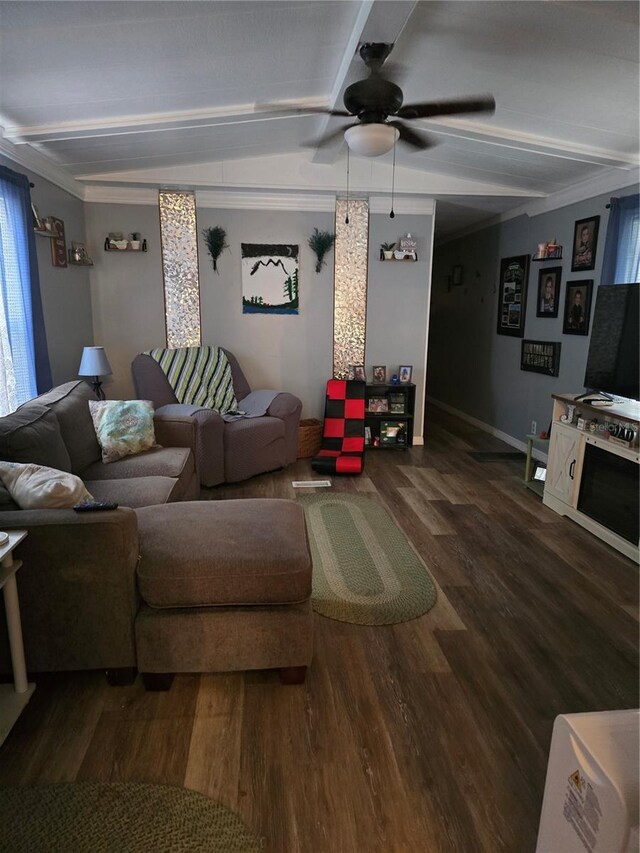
[85,202,164,399]
[85,200,434,423]
[428,184,639,443]
[367,213,433,438]
[1,155,93,387]
[198,208,334,419]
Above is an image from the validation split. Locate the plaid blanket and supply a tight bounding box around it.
[145,346,239,414]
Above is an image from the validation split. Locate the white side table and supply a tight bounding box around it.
[0,530,35,746]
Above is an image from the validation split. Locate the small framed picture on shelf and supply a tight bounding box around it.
[348,364,366,381]
[380,421,407,446]
[31,203,44,231]
[398,365,412,383]
[365,425,372,446]
[372,365,387,383]
[368,397,389,413]
[563,280,593,336]
[389,393,405,414]
[571,216,599,272]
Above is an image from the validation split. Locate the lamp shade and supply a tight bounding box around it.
[344,123,399,157]
[78,346,112,377]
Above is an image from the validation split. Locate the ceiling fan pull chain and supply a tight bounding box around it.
[390,137,396,219]
[345,147,350,224]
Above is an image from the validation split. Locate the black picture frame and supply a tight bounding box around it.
[571,216,599,272]
[497,255,530,337]
[521,340,562,376]
[563,280,593,336]
[536,266,562,318]
[452,264,463,286]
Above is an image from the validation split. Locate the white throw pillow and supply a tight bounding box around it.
[0,461,93,509]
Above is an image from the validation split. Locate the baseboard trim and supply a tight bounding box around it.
[426,397,548,462]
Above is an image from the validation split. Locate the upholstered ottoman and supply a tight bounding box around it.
[134,499,313,689]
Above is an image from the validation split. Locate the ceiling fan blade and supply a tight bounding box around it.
[256,102,352,117]
[389,121,433,151]
[303,123,357,148]
[397,95,496,120]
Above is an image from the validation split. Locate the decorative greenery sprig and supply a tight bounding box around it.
[308,228,336,274]
[380,241,396,252]
[202,226,229,273]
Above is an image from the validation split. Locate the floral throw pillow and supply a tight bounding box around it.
[89,400,156,464]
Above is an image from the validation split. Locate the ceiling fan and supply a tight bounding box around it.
[268,42,496,156]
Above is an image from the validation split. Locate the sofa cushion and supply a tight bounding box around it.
[32,381,101,473]
[223,416,285,482]
[135,499,312,608]
[85,476,180,508]
[81,446,194,500]
[0,403,71,471]
[0,461,93,509]
[88,399,156,463]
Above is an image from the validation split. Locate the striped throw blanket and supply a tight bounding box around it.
[145,347,239,415]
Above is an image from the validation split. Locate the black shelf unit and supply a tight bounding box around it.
[364,382,415,450]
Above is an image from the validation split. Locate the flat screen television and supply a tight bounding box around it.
[584,282,639,401]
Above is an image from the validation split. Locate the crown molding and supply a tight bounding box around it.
[195,189,336,211]
[0,135,85,200]
[437,166,640,245]
[82,184,439,214]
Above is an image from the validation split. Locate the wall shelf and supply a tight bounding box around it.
[68,258,94,267]
[34,229,57,238]
[379,256,418,262]
[104,245,147,253]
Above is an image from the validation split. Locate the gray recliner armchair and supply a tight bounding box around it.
[131,349,302,486]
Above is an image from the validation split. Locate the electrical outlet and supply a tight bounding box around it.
[531,420,537,435]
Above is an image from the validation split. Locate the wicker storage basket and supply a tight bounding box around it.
[297,418,323,458]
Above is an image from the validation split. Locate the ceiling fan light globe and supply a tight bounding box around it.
[344,124,399,157]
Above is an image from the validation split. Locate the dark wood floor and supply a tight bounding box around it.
[1,406,637,852]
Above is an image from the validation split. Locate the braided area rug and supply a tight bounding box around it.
[0,782,261,853]
[299,493,437,625]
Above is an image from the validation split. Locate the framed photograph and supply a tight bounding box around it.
[521,340,562,376]
[452,264,463,286]
[368,397,389,413]
[563,280,593,336]
[348,364,366,381]
[496,255,529,337]
[536,267,562,318]
[372,365,387,384]
[380,421,407,446]
[364,425,372,446]
[389,393,405,414]
[398,365,412,383]
[571,216,599,272]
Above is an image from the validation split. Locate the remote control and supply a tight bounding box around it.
[73,501,119,512]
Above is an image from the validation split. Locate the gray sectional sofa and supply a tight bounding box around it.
[0,380,313,685]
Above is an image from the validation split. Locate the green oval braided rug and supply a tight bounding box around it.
[0,782,261,853]
[299,493,437,625]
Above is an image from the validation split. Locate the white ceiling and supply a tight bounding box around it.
[1,0,638,237]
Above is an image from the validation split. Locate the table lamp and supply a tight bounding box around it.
[78,346,112,400]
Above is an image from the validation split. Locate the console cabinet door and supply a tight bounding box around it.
[545,423,582,506]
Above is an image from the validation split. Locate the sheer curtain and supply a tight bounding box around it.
[601,193,640,285]
[0,165,51,415]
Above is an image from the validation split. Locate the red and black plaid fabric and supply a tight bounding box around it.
[311,379,365,475]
